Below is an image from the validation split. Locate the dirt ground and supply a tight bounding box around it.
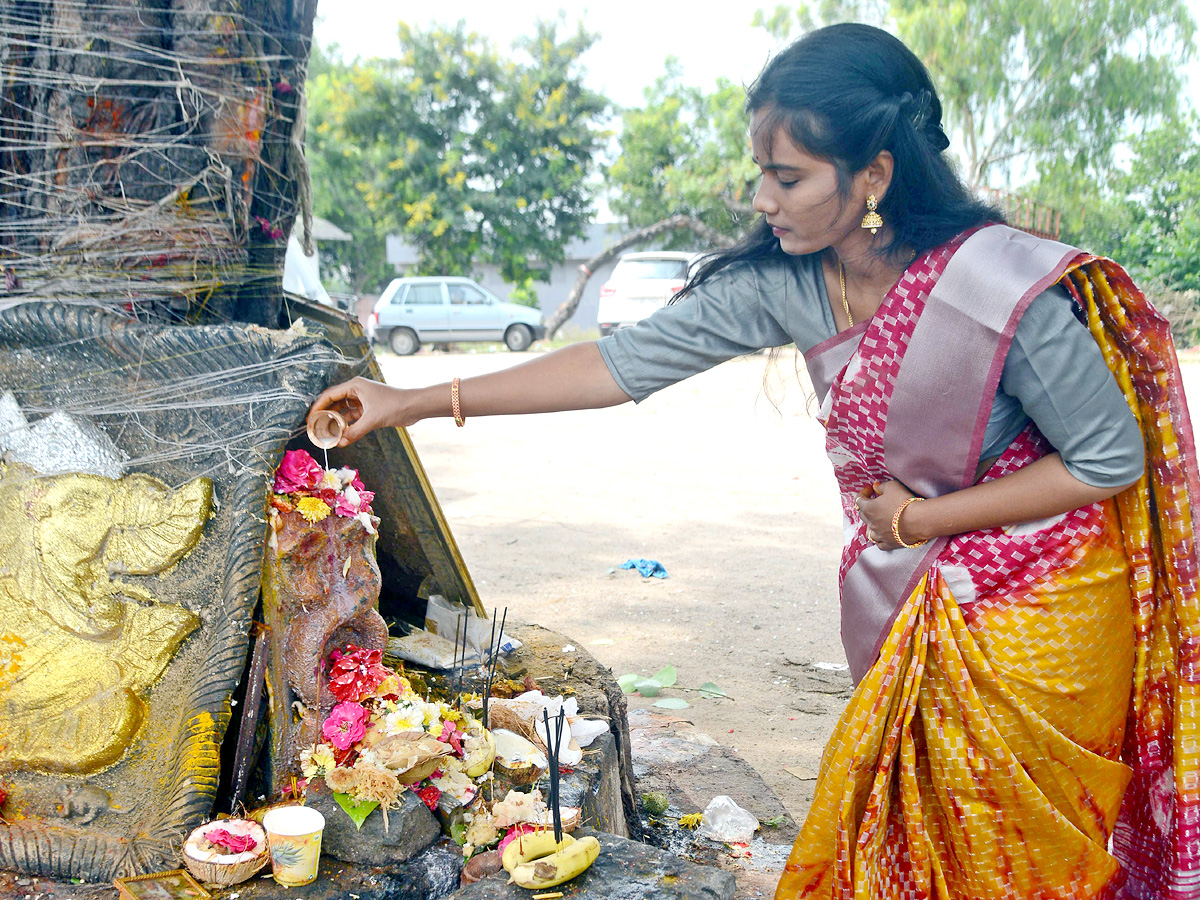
[378,345,1200,824]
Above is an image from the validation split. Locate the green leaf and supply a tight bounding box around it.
[762,814,787,827]
[653,697,689,709]
[333,791,379,830]
[634,678,662,697]
[698,681,727,698]
[450,820,468,846]
[652,664,677,687]
[617,673,640,693]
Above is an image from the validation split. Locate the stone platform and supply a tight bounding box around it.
[627,708,799,900]
[0,626,793,900]
[447,829,735,900]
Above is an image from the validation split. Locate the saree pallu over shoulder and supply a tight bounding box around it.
[783,224,1200,899]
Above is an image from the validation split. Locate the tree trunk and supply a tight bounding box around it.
[544,215,739,339]
[0,0,317,327]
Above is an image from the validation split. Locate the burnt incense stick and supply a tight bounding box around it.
[482,608,498,726]
[482,607,508,726]
[451,617,462,706]
[542,707,566,843]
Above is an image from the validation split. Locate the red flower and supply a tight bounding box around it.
[416,784,442,812]
[273,449,325,494]
[328,646,390,703]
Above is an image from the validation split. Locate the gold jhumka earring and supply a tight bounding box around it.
[861,194,883,234]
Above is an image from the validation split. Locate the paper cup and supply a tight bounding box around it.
[263,805,325,886]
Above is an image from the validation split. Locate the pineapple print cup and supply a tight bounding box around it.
[263,806,325,886]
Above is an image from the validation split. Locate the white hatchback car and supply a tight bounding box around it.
[597,251,703,335]
[369,276,545,355]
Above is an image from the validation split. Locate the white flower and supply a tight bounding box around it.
[384,702,426,734]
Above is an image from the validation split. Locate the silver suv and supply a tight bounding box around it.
[597,251,703,335]
[369,276,546,355]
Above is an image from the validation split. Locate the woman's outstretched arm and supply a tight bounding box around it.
[308,342,632,446]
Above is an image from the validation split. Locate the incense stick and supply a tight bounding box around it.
[481,607,508,727]
[542,708,566,843]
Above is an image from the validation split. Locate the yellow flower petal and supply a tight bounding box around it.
[296,496,331,523]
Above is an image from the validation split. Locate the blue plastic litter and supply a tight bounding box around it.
[619,558,669,579]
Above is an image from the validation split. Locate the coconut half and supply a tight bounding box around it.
[492,728,547,784]
[183,818,266,865]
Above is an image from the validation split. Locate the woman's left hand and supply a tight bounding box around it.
[855,480,918,551]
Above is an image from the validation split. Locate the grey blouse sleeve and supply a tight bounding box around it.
[596,263,794,403]
[1000,286,1145,488]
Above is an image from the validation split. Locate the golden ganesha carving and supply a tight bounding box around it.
[0,462,212,774]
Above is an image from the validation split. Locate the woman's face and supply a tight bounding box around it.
[749,109,868,257]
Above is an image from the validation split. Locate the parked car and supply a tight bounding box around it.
[596,251,703,335]
[369,276,546,355]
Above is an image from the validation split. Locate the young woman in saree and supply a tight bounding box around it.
[309,23,1200,900]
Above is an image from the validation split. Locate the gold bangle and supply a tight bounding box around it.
[451,377,465,427]
[891,497,927,549]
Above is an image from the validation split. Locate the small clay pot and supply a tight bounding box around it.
[461,849,502,885]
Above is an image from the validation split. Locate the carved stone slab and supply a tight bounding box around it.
[0,303,342,881]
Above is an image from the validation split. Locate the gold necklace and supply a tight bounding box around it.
[839,260,853,326]
[839,250,918,328]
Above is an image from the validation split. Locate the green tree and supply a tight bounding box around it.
[304,18,609,295]
[751,0,887,38]
[608,62,759,245]
[891,0,1194,189]
[304,44,399,294]
[1084,116,1200,291]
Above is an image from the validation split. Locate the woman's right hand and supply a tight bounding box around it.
[308,377,414,446]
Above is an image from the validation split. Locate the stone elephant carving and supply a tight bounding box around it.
[0,463,211,774]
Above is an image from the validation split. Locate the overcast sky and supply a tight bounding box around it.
[314,1,1200,109]
[312,1,782,109]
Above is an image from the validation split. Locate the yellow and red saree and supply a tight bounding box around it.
[779,225,1200,899]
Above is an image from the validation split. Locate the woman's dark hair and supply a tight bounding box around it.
[681,23,1001,295]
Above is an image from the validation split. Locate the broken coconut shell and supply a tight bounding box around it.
[486,699,544,745]
[491,728,547,786]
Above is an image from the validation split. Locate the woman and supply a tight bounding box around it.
[309,24,1200,899]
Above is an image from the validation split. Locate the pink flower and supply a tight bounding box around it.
[437,719,465,756]
[205,828,258,854]
[322,701,368,750]
[335,486,375,517]
[328,647,390,703]
[273,449,325,494]
[498,824,537,856]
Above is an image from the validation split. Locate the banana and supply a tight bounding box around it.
[502,830,574,873]
[508,835,601,889]
[464,726,496,778]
